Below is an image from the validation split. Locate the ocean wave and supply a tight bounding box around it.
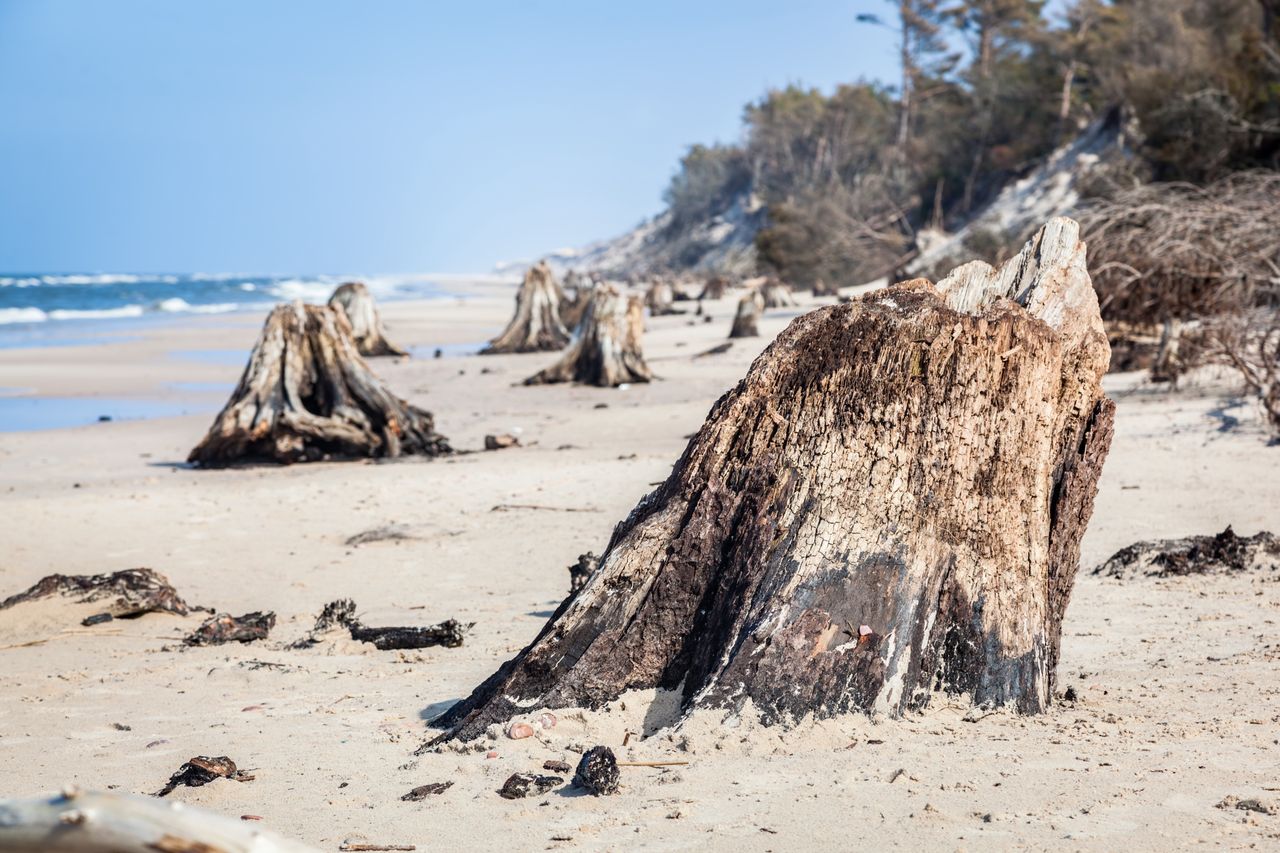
[47,306,147,321]
[154,298,240,314]
[0,307,49,324]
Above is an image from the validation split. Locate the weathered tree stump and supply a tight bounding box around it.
[436,218,1114,740]
[760,277,798,308]
[188,303,450,466]
[524,285,652,387]
[327,282,407,357]
[728,290,763,338]
[559,270,591,332]
[645,280,682,316]
[483,260,571,354]
[698,275,730,300]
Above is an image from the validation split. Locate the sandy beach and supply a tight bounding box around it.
[1,285,1278,851]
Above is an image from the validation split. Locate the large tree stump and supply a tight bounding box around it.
[728,290,764,338]
[483,260,571,354]
[437,218,1114,740]
[327,282,407,357]
[189,303,450,466]
[523,284,653,387]
[645,280,682,316]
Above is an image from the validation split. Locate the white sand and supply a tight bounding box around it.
[1,287,1278,850]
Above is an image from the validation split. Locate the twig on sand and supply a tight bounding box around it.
[494,499,604,512]
[616,761,689,768]
[340,845,416,852]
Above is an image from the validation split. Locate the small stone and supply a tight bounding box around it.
[573,746,620,796]
[497,773,563,799]
[543,759,571,774]
[507,722,535,740]
[484,434,520,451]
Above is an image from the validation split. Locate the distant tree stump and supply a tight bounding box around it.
[436,218,1114,740]
[760,277,798,308]
[699,276,730,300]
[327,282,407,357]
[645,280,682,316]
[483,260,571,354]
[524,285,653,387]
[189,303,450,466]
[728,290,763,338]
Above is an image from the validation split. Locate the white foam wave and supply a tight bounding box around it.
[0,307,49,324]
[154,298,239,314]
[47,306,146,321]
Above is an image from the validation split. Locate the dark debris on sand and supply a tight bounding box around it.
[0,568,195,626]
[184,611,276,646]
[156,755,254,796]
[498,773,563,799]
[574,746,620,796]
[1093,526,1280,578]
[293,598,469,650]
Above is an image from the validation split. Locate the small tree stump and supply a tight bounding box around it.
[188,303,450,467]
[524,285,652,387]
[328,282,407,357]
[435,218,1114,740]
[728,290,763,338]
[645,280,682,316]
[483,260,571,354]
[698,275,729,300]
[760,277,798,308]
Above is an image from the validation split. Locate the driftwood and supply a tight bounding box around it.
[156,756,253,796]
[435,218,1114,740]
[1093,526,1280,579]
[0,788,318,852]
[567,552,599,595]
[483,260,571,354]
[328,282,407,357]
[184,611,275,646]
[524,285,652,387]
[189,303,450,466]
[0,569,192,626]
[573,747,620,796]
[294,599,467,650]
[728,290,763,338]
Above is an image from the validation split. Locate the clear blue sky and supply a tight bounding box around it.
[0,1,897,274]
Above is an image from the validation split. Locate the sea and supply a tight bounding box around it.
[0,272,453,348]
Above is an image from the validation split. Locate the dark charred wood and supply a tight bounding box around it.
[0,568,193,625]
[573,747,620,796]
[497,773,563,799]
[567,552,599,595]
[189,302,450,467]
[484,434,520,450]
[184,611,275,646]
[294,598,467,650]
[433,218,1114,741]
[698,276,730,300]
[1093,526,1280,578]
[542,759,572,774]
[156,756,253,797]
[401,782,453,801]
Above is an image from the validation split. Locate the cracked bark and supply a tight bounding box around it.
[188,303,449,466]
[437,219,1113,741]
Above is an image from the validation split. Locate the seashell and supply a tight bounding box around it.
[537,712,557,730]
[507,722,535,740]
[485,750,499,759]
